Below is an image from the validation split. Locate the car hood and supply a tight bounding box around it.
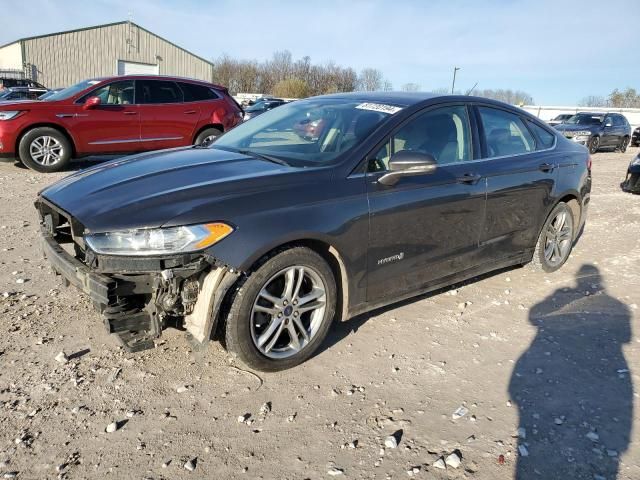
[0,99,45,108]
[554,124,599,133]
[40,147,305,232]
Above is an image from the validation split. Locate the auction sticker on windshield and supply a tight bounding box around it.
[355,103,403,115]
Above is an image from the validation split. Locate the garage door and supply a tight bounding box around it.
[117,60,159,76]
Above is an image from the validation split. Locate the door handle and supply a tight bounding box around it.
[456,173,482,184]
[539,163,555,172]
[123,111,138,115]
[183,110,197,115]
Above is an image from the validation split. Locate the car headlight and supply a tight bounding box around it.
[631,156,640,167]
[85,223,234,256]
[0,111,22,121]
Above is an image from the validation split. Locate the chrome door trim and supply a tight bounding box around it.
[88,136,183,145]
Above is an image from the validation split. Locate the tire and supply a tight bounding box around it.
[588,136,600,154]
[224,246,337,371]
[18,127,72,173]
[194,127,222,147]
[529,202,576,273]
[619,136,629,153]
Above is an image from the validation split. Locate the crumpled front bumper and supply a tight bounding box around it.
[40,227,116,306]
[36,197,240,352]
[623,170,640,193]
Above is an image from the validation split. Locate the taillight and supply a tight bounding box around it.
[587,155,592,171]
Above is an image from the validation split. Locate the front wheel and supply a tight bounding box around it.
[18,127,72,173]
[529,202,575,273]
[588,136,600,154]
[224,247,337,371]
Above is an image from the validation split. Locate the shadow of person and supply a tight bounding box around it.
[509,264,633,479]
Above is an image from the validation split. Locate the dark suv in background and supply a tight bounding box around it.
[554,112,632,154]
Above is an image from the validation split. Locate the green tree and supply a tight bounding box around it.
[272,78,310,98]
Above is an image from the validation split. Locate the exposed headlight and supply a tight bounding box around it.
[85,223,234,256]
[0,111,21,121]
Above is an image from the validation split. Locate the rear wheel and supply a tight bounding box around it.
[18,127,72,173]
[588,136,600,154]
[194,127,222,147]
[529,202,575,273]
[224,247,337,371]
[618,136,630,153]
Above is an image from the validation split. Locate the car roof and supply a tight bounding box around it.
[5,86,47,91]
[318,91,440,106]
[88,75,227,90]
[310,92,538,116]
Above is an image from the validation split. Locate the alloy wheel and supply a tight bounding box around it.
[620,137,629,153]
[250,266,327,359]
[589,137,599,154]
[200,135,217,147]
[29,136,64,166]
[543,209,573,268]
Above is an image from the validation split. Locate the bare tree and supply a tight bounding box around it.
[609,88,640,108]
[579,95,607,107]
[358,68,383,91]
[382,79,393,91]
[401,83,420,92]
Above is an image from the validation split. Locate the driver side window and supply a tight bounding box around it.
[80,80,135,105]
[368,105,472,172]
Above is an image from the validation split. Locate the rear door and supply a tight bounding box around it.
[366,103,489,302]
[72,79,141,153]
[136,79,199,149]
[474,104,558,262]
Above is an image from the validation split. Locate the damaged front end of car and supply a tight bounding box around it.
[622,154,640,194]
[35,197,239,352]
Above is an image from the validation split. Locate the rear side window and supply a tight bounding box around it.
[479,107,535,158]
[137,80,183,104]
[179,82,220,102]
[528,121,556,150]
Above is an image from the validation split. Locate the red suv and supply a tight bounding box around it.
[0,75,243,172]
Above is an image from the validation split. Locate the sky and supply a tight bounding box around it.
[1,0,638,105]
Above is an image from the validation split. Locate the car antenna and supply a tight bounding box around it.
[465,82,478,96]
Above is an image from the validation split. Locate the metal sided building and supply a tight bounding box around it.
[0,21,214,88]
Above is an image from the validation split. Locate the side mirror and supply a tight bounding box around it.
[378,150,437,186]
[82,96,101,110]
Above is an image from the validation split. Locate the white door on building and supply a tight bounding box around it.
[117,60,159,76]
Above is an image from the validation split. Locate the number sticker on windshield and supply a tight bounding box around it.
[355,103,403,115]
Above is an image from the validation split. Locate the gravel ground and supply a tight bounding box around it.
[0,149,639,480]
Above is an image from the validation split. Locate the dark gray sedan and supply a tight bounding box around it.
[35,92,591,371]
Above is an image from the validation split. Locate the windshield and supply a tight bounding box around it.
[42,79,103,101]
[246,102,270,112]
[566,114,603,125]
[0,90,11,100]
[212,98,397,165]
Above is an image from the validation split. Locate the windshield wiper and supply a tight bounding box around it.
[237,149,290,166]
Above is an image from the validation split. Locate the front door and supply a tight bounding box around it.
[136,79,199,149]
[73,80,141,153]
[475,105,558,260]
[366,104,487,302]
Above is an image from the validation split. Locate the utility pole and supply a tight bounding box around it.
[451,67,460,94]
